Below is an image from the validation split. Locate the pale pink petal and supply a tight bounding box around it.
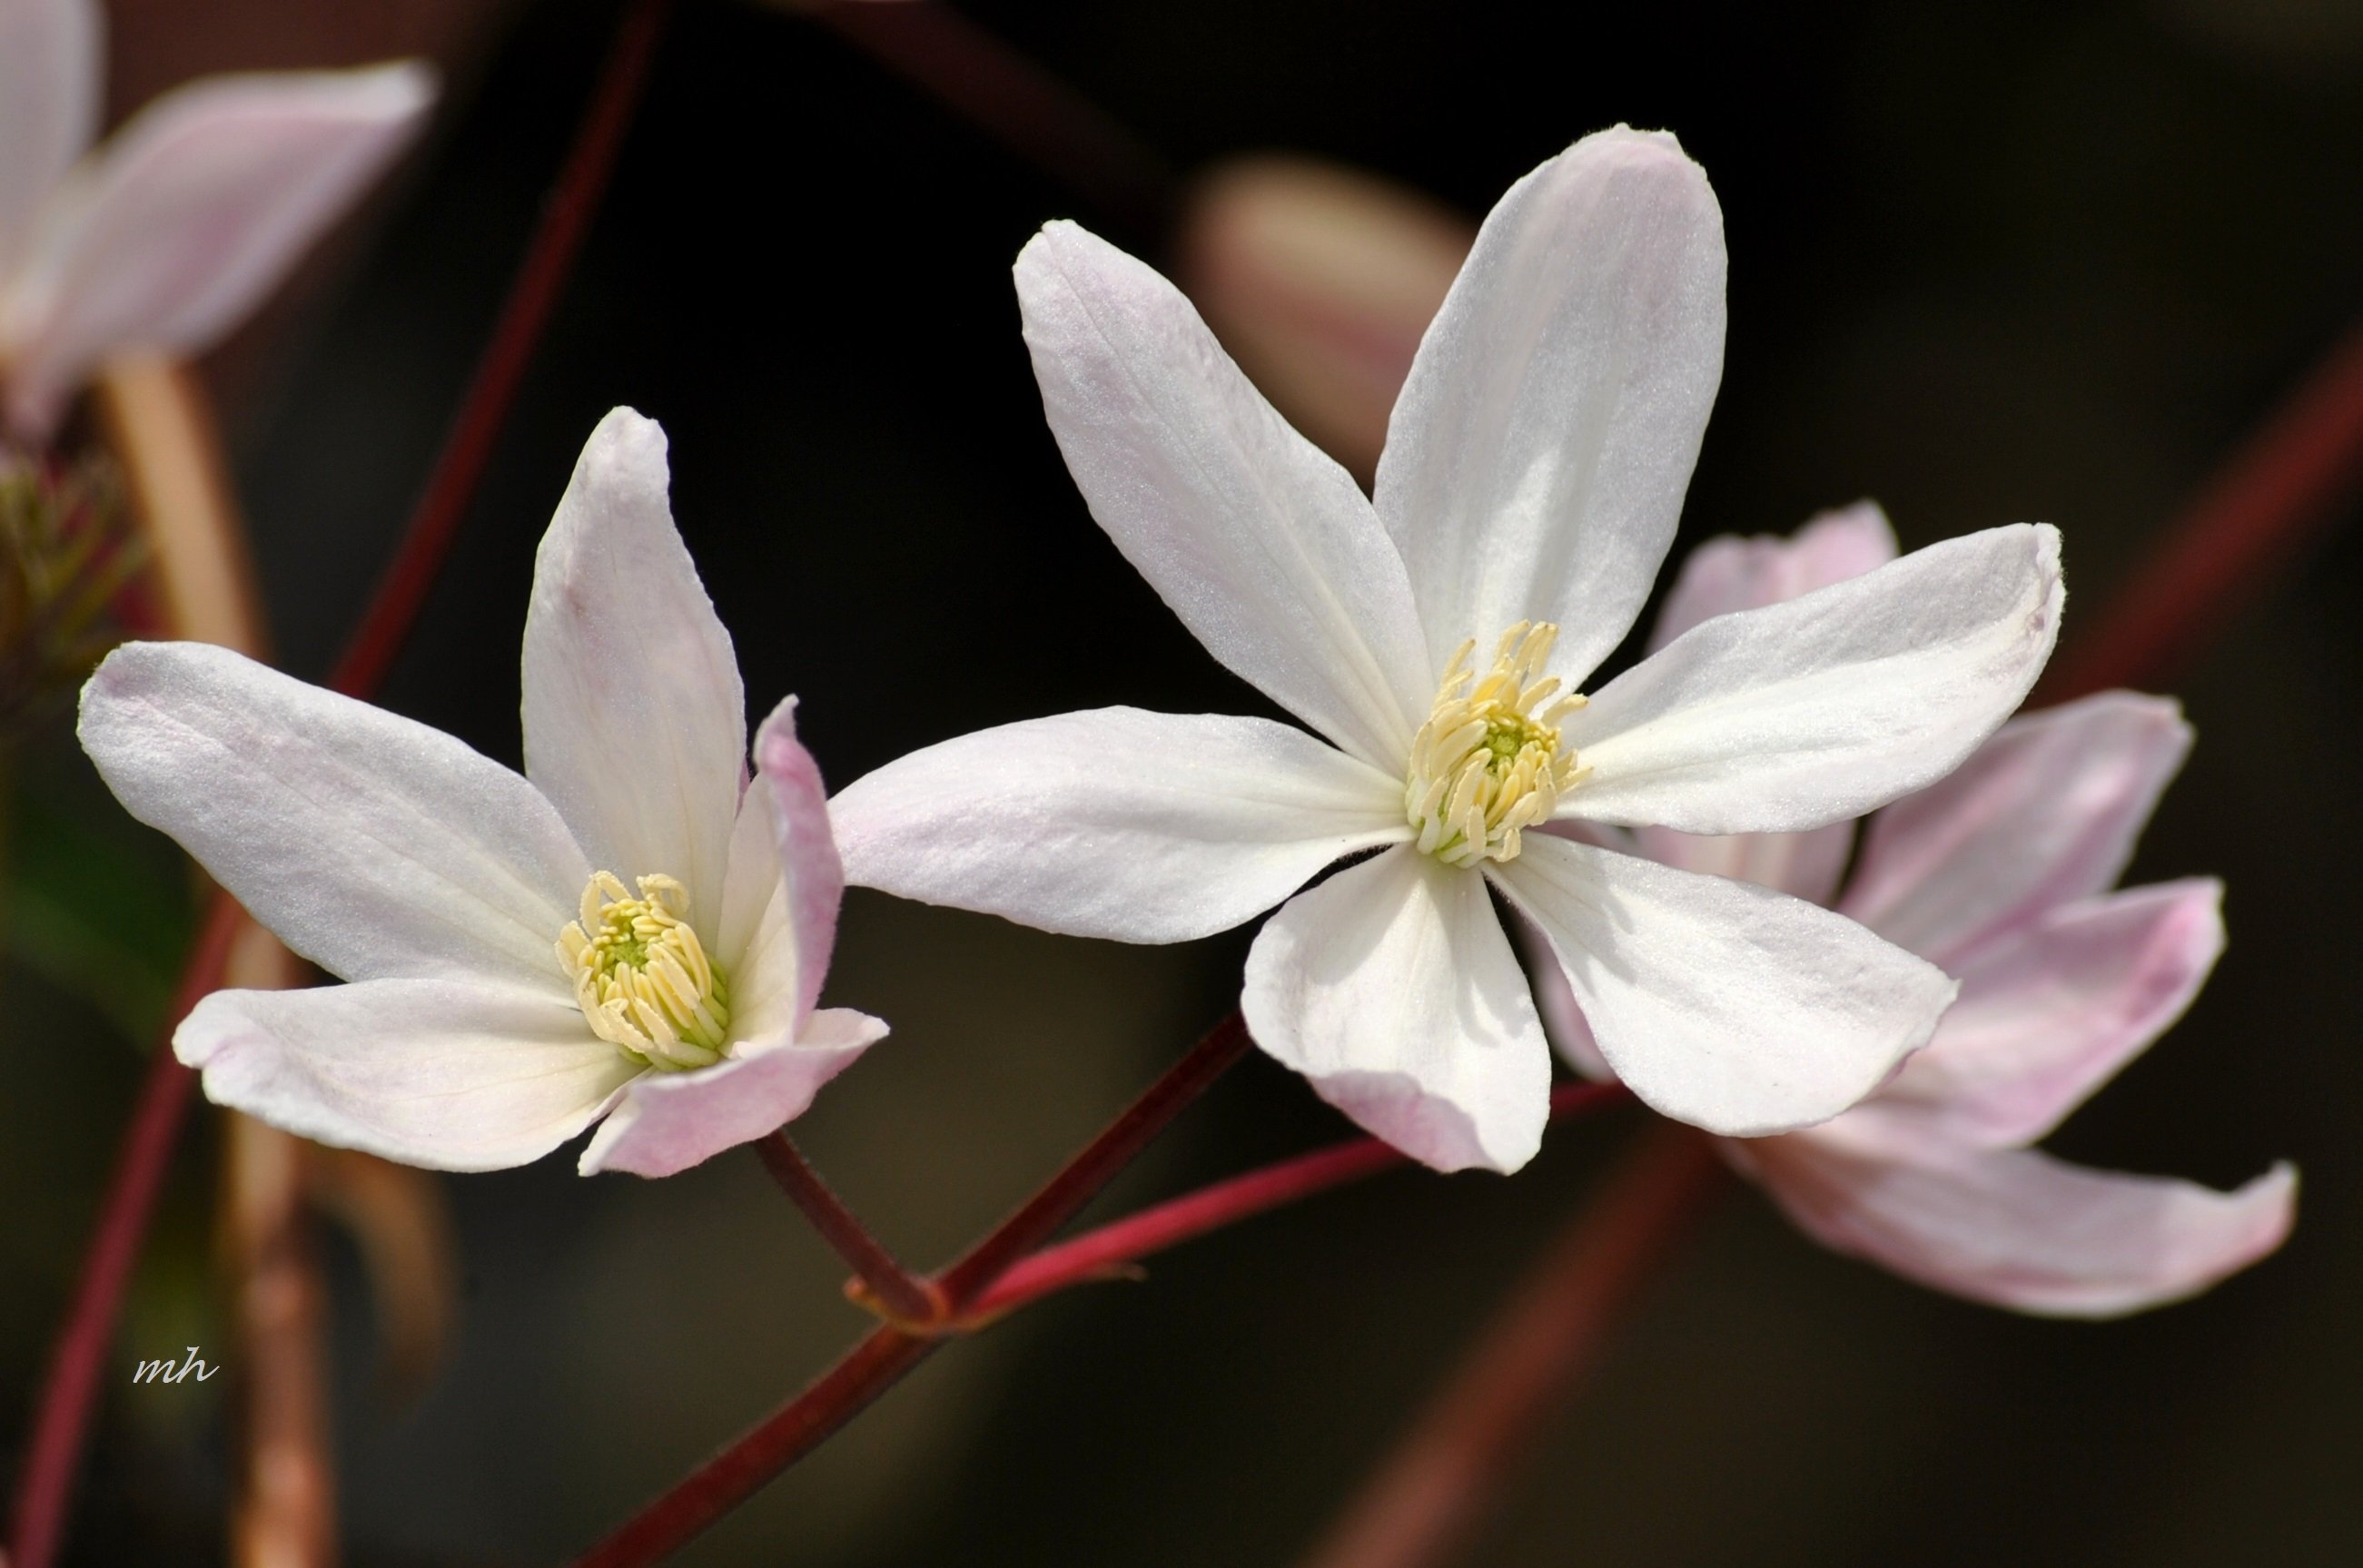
[5,61,434,436]
[1748,1136,2297,1317]
[833,706,1408,943]
[1565,523,2061,834]
[1629,822,1855,906]
[1844,880,2224,1151]
[578,1008,888,1178]
[1015,220,1432,770]
[1495,833,1955,1136]
[754,695,842,1031]
[178,980,637,1173]
[0,0,100,275]
[1242,847,1549,1174]
[1373,126,1725,685]
[78,641,587,992]
[1646,502,1898,652]
[522,409,744,938]
[1840,690,2192,967]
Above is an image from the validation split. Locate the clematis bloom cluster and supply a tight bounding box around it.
[78,409,885,1178]
[1531,504,2295,1315]
[0,0,435,440]
[830,126,2064,1173]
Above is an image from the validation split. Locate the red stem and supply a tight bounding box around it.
[755,1132,941,1326]
[2041,315,2363,704]
[970,1080,1631,1321]
[7,889,242,1568]
[1297,1125,1726,1568]
[326,0,677,700]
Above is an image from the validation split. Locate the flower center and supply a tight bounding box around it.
[1404,621,1588,868]
[557,871,731,1071]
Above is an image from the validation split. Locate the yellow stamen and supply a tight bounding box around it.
[1403,621,1588,867]
[557,872,731,1070]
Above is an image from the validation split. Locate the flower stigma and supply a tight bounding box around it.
[1404,621,1588,868]
[557,871,732,1070]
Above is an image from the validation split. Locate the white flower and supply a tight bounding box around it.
[0,0,435,439]
[830,127,2062,1174]
[77,409,885,1177]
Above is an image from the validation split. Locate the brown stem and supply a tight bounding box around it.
[1296,1125,1725,1568]
[755,1133,941,1327]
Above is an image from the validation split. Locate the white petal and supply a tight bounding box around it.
[755,695,843,1030]
[5,61,434,437]
[1629,821,1856,907]
[177,979,637,1173]
[522,409,744,937]
[1566,523,2063,833]
[1844,881,2224,1152]
[833,707,1409,943]
[1747,1137,2296,1317]
[79,641,586,991]
[1373,126,1725,685]
[0,0,100,278]
[1510,906,1612,1080]
[1840,690,2190,966]
[1015,220,1433,769]
[1241,847,1548,1174]
[578,1008,888,1178]
[1646,501,1898,652]
[1496,833,1956,1136]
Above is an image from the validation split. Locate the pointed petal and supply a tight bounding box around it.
[754,695,842,1030]
[832,706,1409,943]
[1646,501,1898,652]
[1243,847,1549,1173]
[522,409,744,937]
[1015,220,1432,768]
[1845,881,2224,1151]
[1749,1137,2297,1317]
[0,0,100,276]
[578,1008,888,1178]
[5,61,434,436]
[1566,523,2062,833]
[78,641,586,991]
[1373,126,1725,685]
[1496,833,1955,1136]
[177,979,638,1173]
[1629,821,1856,906]
[1840,690,2191,966]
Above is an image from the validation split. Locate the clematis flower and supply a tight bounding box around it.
[829,126,2064,1174]
[0,0,435,440]
[1531,502,2295,1314]
[77,409,886,1178]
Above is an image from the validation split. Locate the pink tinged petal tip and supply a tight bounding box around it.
[578,1009,889,1178]
[755,695,845,1029]
[1243,847,1551,1174]
[1841,689,2193,968]
[0,0,102,278]
[1646,500,1899,652]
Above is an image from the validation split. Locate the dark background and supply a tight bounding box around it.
[3,0,2357,1562]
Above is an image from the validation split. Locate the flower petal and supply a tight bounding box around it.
[1629,822,1856,907]
[79,641,587,991]
[1844,880,2224,1151]
[177,979,638,1173]
[1372,126,1725,685]
[755,695,842,1030]
[578,1008,887,1178]
[1839,690,2191,966]
[522,409,745,938]
[833,706,1408,943]
[0,0,100,278]
[1015,219,1433,769]
[1566,523,2063,833]
[1745,1137,2296,1317]
[1243,847,1549,1173]
[1496,833,1956,1136]
[1646,501,1898,652]
[5,61,434,437]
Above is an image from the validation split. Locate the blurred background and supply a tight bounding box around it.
[3,0,2358,1562]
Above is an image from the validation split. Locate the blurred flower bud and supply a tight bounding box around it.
[0,453,137,731]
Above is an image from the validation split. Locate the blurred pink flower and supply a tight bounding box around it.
[0,0,434,439]
[1532,503,2296,1315]
[833,128,2065,1173]
[78,409,886,1178]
